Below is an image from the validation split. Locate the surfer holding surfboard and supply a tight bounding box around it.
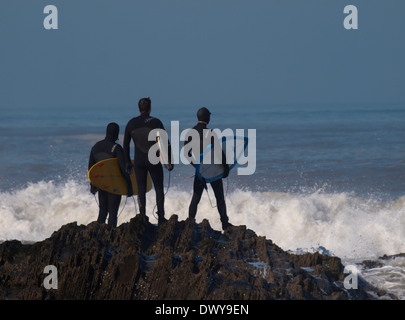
[184,107,233,231]
[123,97,173,225]
[88,122,133,228]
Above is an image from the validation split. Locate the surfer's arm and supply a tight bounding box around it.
[123,122,132,165]
[159,121,174,171]
[116,145,133,196]
[167,139,174,171]
[184,134,196,168]
[166,128,174,171]
[88,149,95,171]
[211,130,229,178]
[221,148,229,178]
[88,150,98,194]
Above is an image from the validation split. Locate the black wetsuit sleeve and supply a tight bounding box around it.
[219,137,230,175]
[168,140,173,169]
[88,148,98,193]
[211,130,229,177]
[162,122,174,169]
[116,144,133,195]
[88,149,96,171]
[222,149,229,177]
[156,120,173,169]
[123,121,132,165]
[184,131,195,168]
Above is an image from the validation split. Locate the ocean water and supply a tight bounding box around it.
[1,103,405,299]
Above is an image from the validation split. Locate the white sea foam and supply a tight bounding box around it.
[0,180,96,242]
[359,256,405,299]
[1,180,405,261]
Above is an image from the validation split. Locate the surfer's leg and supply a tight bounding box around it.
[134,165,148,215]
[148,163,165,220]
[211,179,229,227]
[188,175,205,219]
[97,190,108,224]
[107,194,121,227]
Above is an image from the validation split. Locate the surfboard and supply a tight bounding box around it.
[88,158,152,195]
[156,130,173,171]
[196,135,248,183]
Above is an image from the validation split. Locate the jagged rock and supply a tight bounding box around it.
[0,214,384,300]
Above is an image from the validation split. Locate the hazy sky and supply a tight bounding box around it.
[1,0,405,109]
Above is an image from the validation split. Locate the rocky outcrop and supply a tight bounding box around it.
[0,214,385,300]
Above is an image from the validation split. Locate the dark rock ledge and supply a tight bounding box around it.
[0,215,393,300]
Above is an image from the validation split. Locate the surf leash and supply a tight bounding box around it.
[117,195,128,219]
[93,193,99,207]
[202,172,230,208]
[131,195,138,216]
[204,186,217,208]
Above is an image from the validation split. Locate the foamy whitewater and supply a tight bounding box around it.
[1,179,404,298]
[2,179,405,260]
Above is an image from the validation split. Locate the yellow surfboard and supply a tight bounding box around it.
[88,158,152,195]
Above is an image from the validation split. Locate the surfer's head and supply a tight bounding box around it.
[106,122,119,141]
[139,97,151,114]
[197,107,211,124]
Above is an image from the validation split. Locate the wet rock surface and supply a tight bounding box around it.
[0,215,388,300]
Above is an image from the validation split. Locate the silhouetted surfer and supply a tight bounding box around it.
[184,107,232,231]
[88,122,133,228]
[123,97,173,225]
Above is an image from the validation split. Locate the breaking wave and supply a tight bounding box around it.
[1,179,404,263]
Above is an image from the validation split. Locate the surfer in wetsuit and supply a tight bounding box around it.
[123,97,173,225]
[88,122,133,228]
[184,107,232,231]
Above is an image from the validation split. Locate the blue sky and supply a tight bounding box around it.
[1,0,405,109]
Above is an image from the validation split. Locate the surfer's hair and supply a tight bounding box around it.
[139,97,151,113]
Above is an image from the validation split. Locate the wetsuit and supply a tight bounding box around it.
[88,123,132,228]
[124,113,171,222]
[185,122,231,230]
